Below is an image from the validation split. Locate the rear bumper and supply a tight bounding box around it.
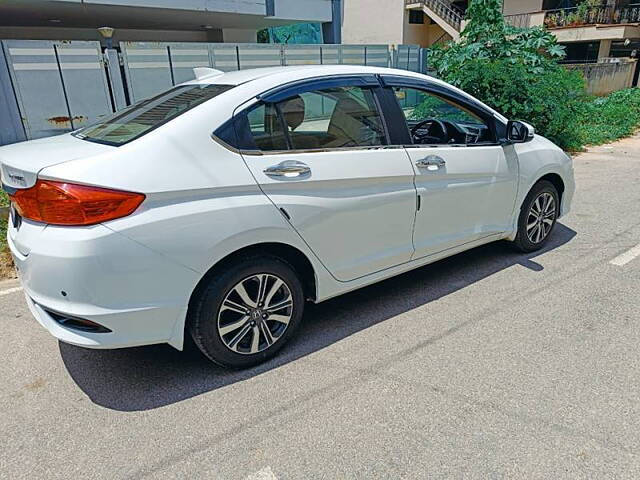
[8,220,200,350]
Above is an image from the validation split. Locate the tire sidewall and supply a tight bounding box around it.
[190,256,305,368]
[516,181,559,252]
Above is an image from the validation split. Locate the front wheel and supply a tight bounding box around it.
[512,180,559,253]
[188,256,305,368]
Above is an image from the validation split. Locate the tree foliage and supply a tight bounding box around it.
[427,0,591,149]
[429,0,566,79]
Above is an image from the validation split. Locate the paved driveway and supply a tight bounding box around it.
[1,136,640,479]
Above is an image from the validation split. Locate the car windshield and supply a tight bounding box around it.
[73,84,234,146]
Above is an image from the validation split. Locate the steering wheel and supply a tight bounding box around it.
[410,118,449,144]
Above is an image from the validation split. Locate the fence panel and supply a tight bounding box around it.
[121,42,172,103]
[395,45,422,72]
[2,40,111,139]
[340,45,366,65]
[210,44,239,71]
[365,45,390,67]
[1,39,427,145]
[237,44,283,69]
[319,45,341,64]
[56,41,112,129]
[168,43,211,84]
[283,45,322,65]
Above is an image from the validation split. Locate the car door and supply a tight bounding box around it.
[381,77,519,259]
[234,77,418,282]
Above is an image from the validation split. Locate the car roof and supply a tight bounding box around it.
[187,65,424,86]
[183,65,507,123]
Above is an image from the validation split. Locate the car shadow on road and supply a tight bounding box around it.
[59,224,576,411]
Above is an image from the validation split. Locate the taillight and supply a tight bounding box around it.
[9,180,145,226]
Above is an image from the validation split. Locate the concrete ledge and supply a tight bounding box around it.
[0,206,8,218]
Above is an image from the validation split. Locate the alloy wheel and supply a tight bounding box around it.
[526,192,556,244]
[217,274,293,355]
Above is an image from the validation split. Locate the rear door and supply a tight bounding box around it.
[380,76,518,259]
[234,76,418,282]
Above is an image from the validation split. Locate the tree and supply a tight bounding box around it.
[425,0,587,150]
[429,0,566,80]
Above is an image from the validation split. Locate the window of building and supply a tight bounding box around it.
[409,10,424,24]
[559,41,599,64]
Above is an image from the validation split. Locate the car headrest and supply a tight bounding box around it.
[280,95,305,131]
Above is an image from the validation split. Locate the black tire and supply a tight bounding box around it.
[188,255,305,369]
[512,180,559,253]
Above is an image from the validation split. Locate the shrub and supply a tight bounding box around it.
[444,58,587,150]
[0,191,8,208]
[572,88,640,148]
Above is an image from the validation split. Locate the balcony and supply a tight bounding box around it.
[544,6,640,29]
[405,0,465,31]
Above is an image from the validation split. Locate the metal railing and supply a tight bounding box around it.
[544,6,640,28]
[504,13,532,28]
[405,0,464,31]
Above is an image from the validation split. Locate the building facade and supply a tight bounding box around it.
[342,0,640,91]
[0,0,341,44]
[343,0,640,59]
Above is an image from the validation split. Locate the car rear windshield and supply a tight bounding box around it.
[73,84,234,146]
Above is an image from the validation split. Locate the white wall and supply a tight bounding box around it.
[402,12,449,47]
[0,26,223,42]
[273,0,333,22]
[222,28,258,43]
[341,0,405,45]
[502,0,543,16]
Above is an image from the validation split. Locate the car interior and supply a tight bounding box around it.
[246,85,495,151]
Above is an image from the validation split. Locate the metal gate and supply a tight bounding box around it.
[2,40,113,139]
[120,42,426,106]
[1,40,428,145]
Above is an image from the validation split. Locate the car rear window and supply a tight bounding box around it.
[74,84,234,146]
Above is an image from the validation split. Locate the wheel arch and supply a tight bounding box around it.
[537,172,565,204]
[186,242,318,327]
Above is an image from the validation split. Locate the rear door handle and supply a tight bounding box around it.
[416,155,446,169]
[264,160,311,178]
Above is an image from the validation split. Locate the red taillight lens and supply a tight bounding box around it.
[9,180,145,226]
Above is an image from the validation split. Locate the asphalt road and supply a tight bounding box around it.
[2,136,640,479]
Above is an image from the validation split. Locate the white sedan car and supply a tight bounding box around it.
[1,65,574,368]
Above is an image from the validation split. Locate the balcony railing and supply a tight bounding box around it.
[544,6,640,29]
[405,0,464,31]
[504,13,532,28]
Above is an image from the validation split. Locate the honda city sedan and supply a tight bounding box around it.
[0,65,574,368]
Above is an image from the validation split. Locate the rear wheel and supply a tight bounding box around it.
[512,180,559,253]
[189,256,305,368]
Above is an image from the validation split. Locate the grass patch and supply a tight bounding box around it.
[0,215,15,280]
[569,88,640,150]
[0,190,8,208]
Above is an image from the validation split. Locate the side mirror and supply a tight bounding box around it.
[506,120,535,143]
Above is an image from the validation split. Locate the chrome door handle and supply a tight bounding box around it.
[416,155,446,168]
[264,160,311,178]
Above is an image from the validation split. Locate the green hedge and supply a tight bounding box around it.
[572,88,640,149]
[436,57,640,151]
[0,191,8,208]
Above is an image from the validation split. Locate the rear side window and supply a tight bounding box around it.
[278,87,386,150]
[75,84,234,146]
[246,103,288,151]
[219,85,387,153]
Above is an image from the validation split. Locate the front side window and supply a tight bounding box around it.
[394,87,493,145]
[75,84,234,146]
[244,85,387,152]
